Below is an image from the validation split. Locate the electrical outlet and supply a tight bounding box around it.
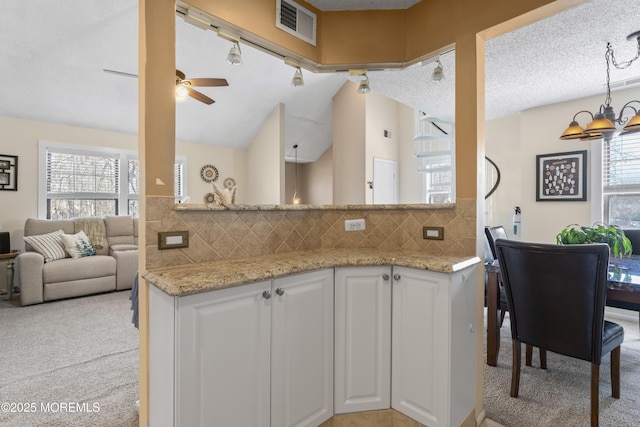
[345,219,366,232]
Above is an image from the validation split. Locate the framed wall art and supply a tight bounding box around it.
[536,150,586,201]
[0,154,17,191]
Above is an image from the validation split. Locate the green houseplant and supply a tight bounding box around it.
[556,223,633,258]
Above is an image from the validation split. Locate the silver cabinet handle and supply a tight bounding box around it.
[276,288,285,296]
[382,274,390,281]
[393,274,401,281]
[262,290,272,299]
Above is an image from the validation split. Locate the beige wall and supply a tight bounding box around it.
[302,146,333,205]
[333,81,366,204]
[247,103,285,204]
[486,85,640,244]
[365,91,400,204]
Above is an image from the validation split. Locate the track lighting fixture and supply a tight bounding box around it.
[560,30,640,142]
[431,58,444,82]
[226,42,242,65]
[291,67,304,87]
[357,75,371,94]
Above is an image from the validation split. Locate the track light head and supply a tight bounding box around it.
[226,42,242,65]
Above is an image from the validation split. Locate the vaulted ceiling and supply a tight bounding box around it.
[0,0,639,162]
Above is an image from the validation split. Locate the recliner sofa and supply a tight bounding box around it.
[17,216,138,306]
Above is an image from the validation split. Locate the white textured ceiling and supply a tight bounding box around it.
[0,0,639,163]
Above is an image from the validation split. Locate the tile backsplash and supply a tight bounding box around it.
[144,197,476,269]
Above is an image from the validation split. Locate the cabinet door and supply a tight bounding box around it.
[392,267,449,427]
[334,266,391,414]
[176,280,272,427]
[271,269,334,427]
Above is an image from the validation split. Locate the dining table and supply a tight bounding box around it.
[485,254,640,367]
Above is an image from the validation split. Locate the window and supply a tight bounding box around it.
[603,132,640,227]
[40,142,185,219]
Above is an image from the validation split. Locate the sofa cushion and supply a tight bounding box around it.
[60,231,96,258]
[105,216,135,246]
[43,255,116,283]
[23,230,68,262]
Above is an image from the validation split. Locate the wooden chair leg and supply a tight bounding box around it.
[511,339,521,398]
[540,348,547,369]
[525,344,533,366]
[591,363,599,427]
[611,346,620,399]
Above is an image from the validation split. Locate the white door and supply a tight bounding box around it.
[334,267,392,414]
[391,267,449,427]
[177,281,272,427]
[271,269,334,427]
[373,157,397,204]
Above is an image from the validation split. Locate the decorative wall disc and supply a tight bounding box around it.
[204,193,216,204]
[200,165,219,182]
[223,177,236,189]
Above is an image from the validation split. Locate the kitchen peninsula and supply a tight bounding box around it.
[144,248,480,427]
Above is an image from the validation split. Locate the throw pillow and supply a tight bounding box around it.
[24,230,68,262]
[60,231,97,259]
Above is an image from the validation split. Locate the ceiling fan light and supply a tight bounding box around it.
[357,77,370,94]
[623,111,640,132]
[226,42,242,65]
[559,121,587,140]
[584,113,616,134]
[175,84,189,103]
[291,67,304,87]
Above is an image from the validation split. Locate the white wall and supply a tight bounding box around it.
[247,104,285,204]
[486,85,640,243]
[397,104,423,204]
[301,146,333,205]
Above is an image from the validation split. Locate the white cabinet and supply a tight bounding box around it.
[391,266,476,427]
[334,266,392,414]
[176,280,272,427]
[271,269,334,427]
[149,269,334,427]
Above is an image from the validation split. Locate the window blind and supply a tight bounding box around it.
[603,132,640,227]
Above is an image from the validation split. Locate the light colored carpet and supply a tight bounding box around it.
[484,310,640,426]
[0,291,139,426]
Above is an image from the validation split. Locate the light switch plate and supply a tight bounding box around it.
[423,226,444,240]
[158,231,189,249]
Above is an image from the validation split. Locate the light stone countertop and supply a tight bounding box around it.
[142,248,481,297]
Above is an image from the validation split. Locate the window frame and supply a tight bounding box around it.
[38,141,186,219]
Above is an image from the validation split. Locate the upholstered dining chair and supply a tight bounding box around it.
[495,239,624,427]
[622,228,640,255]
[484,226,509,326]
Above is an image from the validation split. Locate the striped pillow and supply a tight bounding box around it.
[24,230,68,262]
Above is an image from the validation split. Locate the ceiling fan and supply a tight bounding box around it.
[103,69,229,105]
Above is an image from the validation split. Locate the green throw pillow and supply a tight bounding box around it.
[60,231,97,259]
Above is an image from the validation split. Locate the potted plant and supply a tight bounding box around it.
[556,223,633,258]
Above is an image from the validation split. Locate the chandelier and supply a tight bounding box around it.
[560,31,640,142]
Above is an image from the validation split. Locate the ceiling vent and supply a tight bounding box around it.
[276,0,317,46]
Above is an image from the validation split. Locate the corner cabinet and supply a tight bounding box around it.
[149,262,477,427]
[334,266,392,414]
[334,265,476,427]
[149,269,334,427]
[391,266,476,427]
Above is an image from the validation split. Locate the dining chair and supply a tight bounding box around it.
[622,228,640,255]
[484,226,509,326]
[494,239,624,427]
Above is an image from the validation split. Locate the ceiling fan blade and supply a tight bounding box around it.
[185,78,229,87]
[186,87,215,105]
[176,69,186,81]
[103,69,138,78]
